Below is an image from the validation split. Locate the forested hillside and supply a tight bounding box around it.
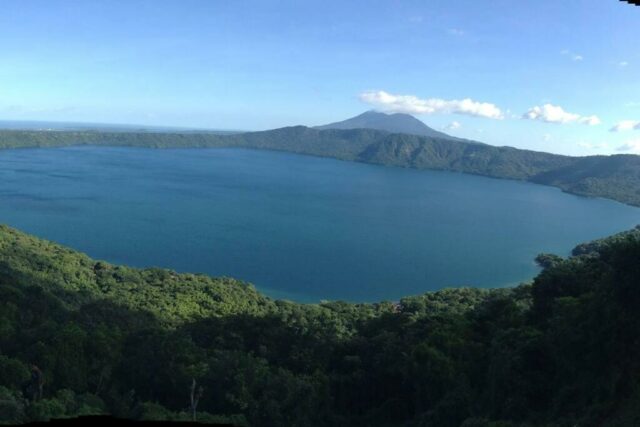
[1,127,639,207]
[356,133,573,180]
[530,155,640,207]
[1,224,640,426]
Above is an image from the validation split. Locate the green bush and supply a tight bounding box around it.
[0,356,29,390]
[26,398,66,422]
[0,386,25,425]
[134,401,174,421]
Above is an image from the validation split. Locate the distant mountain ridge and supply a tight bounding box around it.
[1,121,640,207]
[314,110,458,140]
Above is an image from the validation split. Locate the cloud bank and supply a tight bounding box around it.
[609,120,640,132]
[522,104,601,126]
[359,90,504,119]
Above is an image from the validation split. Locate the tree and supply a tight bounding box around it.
[189,378,204,422]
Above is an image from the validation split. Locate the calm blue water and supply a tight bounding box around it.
[0,146,638,302]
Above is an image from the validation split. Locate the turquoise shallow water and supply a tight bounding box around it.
[0,146,638,302]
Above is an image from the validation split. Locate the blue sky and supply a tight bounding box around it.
[1,0,639,155]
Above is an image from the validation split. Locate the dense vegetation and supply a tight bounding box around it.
[1,223,640,426]
[2,126,640,206]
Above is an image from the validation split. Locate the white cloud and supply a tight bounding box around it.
[522,104,600,125]
[578,115,601,126]
[609,120,640,132]
[616,138,640,154]
[619,61,629,67]
[443,121,461,131]
[560,49,584,62]
[524,104,578,123]
[359,90,504,119]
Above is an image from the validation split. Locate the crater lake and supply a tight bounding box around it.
[1,146,638,302]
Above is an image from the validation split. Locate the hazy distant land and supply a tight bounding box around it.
[1,111,639,207]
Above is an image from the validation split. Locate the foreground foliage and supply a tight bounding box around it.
[1,224,640,426]
[2,127,640,206]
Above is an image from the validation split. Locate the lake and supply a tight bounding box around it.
[1,146,638,302]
